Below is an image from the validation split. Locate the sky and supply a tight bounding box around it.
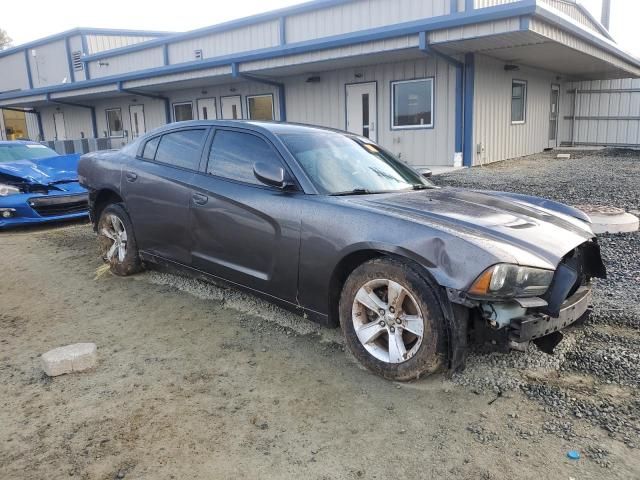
[2,0,639,57]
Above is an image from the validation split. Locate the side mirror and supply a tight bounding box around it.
[253,162,291,189]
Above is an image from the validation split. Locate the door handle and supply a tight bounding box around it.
[125,172,138,182]
[192,193,208,206]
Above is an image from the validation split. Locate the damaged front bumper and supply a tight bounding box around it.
[509,285,592,342]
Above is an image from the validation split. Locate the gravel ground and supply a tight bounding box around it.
[432,148,640,449]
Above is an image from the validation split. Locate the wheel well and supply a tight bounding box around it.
[327,250,385,327]
[92,189,123,226]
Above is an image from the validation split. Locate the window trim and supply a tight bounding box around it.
[220,95,243,120]
[172,101,194,123]
[390,78,435,131]
[105,108,124,138]
[246,93,275,121]
[204,127,296,190]
[511,79,527,125]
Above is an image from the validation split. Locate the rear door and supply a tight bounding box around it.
[122,127,210,265]
[189,127,301,302]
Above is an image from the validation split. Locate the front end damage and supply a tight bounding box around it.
[453,240,607,354]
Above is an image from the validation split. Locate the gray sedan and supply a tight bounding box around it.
[78,121,606,381]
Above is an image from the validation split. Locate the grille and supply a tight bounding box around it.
[29,194,88,217]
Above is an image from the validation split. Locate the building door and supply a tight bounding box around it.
[53,112,66,140]
[197,98,218,120]
[548,84,560,148]
[346,82,377,142]
[129,105,146,138]
[221,95,242,120]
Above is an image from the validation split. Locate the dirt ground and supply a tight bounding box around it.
[1,153,639,479]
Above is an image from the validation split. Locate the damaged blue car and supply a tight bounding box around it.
[0,141,88,228]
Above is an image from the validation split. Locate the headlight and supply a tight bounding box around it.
[0,184,21,196]
[468,264,554,298]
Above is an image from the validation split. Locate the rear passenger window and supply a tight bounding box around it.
[142,136,160,160]
[207,130,283,185]
[154,129,207,170]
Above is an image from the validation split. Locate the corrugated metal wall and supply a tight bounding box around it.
[169,21,280,64]
[285,57,456,167]
[285,0,450,43]
[0,52,29,92]
[473,54,558,165]
[88,47,166,79]
[27,39,71,88]
[39,105,93,141]
[560,78,640,147]
[84,34,160,55]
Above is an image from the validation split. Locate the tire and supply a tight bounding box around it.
[339,257,447,381]
[97,203,142,276]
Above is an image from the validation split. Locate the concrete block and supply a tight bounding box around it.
[575,205,640,234]
[556,153,571,159]
[41,343,97,377]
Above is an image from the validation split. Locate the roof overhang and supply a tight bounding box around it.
[429,2,640,79]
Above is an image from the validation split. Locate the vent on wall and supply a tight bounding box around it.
[72,51,83,71]
[194,49,203,60]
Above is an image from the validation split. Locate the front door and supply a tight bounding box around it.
[346,82,377,142]
[53,112,66,140]
[221,95,242,120]
[197,98,218,120]
[189,127,301,303]
[548,84,560,148]
[129,105,146,139]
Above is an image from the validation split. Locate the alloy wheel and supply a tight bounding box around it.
[100,214,128,263]
[351,278,425,364]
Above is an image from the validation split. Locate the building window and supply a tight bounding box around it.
[391,78,434,129]
[246,94,274,121]
[173,102,194,122]
[511,80,527,124]
[105,108,123,137]
[72,51,83,71]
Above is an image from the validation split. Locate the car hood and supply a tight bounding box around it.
[346,187,594,270]
[0,154,81,185]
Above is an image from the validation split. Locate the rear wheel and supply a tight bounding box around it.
[339,258,447,381]
[97,203,142,276]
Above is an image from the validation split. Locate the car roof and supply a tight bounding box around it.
[148,120,350,137]
[0,140,42,146]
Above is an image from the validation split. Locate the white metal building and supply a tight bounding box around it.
[1,0,639,168]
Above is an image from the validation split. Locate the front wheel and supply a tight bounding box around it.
[339,258,447,381]
[97,203,142,276]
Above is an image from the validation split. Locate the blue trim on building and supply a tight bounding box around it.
[117,83,171,123]
[519,15,530,31]
[450,0,458,14]
[163,44,169,65]
[463,53,474,167]
[23,49,33,89]
[0,27,173,59]
[279,17,287,45]
[81,35,90,80]
[64,36,75,83]
[465,0,474,11]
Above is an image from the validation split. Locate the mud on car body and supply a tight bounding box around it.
[78,121,606,381]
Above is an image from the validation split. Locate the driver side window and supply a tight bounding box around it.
[207,130,284,186]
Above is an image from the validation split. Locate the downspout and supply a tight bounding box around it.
[117,81,171,124]
[232,63,287,122]
[419,32,464,165]
[46,93,97,138]
[571,88,578,146]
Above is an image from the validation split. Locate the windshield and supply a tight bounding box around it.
[0,144,59,163]
[279,132,432,195]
